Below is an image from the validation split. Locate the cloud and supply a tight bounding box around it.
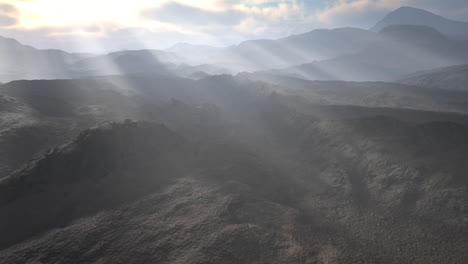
[0,3,18,15]
[0,3,18,26]
[0,15,15,26]
[144,2,245,26]
[317,0,403,27]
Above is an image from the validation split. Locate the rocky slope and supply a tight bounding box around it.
[399,64,468,91]
[0,105,467,263]
[0,73,468,263]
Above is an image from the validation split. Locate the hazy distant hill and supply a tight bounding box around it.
[168,28,381,71]
[0,37,225,82]
[72,50,178,77]
[244,72,468,114]
[0,36,92,82]
[273,25,468,81]
[73,50,230,78]
[372,6,468,36]
[169,7,468,73]
[399,64,468,91]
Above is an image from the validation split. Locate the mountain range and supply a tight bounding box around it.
[1,6,467,83]
[273,24,468,81]
[168,27,381,71]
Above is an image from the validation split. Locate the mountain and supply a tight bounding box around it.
[167,43,224,65]
[74,50,230,79]
[169,7,468,73]
[168,28,381,71]
[372,6,468,36]
[3,6,468,82]
[72,50,177,77]
[0,73,267,177]
[4,72,468,182]
[399,64,468,91]
[0,78,144,177]
[0,71,467,262]
[3,72,468,181]
[244,72,468,114]
[1,115,468,263]
[0,37,227,82]
[0,121,191,250]
[272,24,468,81]
[0,36,92,82]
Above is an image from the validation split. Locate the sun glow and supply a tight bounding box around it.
[0,0,311,51]
[4,0,249,29]
[9,0,162,28]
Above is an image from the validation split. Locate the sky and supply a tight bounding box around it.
[0,0,467,52]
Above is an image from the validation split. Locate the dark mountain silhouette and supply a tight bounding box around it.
[399,64,468,91]
[371,6,468,36]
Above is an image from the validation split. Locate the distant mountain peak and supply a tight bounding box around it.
[395,6,434,12]
[372,6,468,36]
[0,35,32,50]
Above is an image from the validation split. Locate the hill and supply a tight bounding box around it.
[0,37,221,82]
[168,28,381,71]
[372,6,468,36]
[1,113,468,263]
[271,25,468,81]
[399,64,468,91]
[0,36,92,82]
